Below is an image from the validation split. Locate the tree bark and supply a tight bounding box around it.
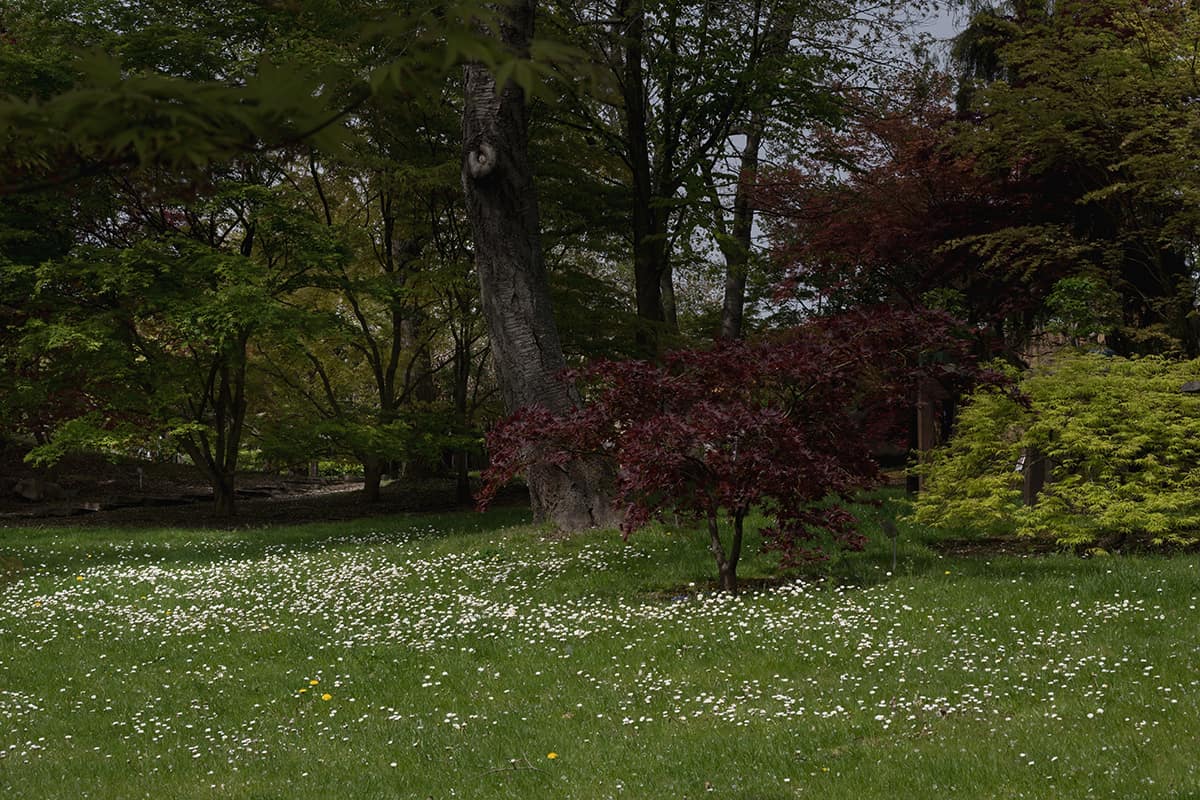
[618,0,674,355]
[707,510,744,595]
[914,380,937,493]
[462,0,620,530]
[362,455,383,502]
[176,336,249,518]
[180,435,238,518]
[1021,446,1047,506]
[453,449,472,506]
[452,323,474,506]
[718,118,763,340]
[905,405,920,496]
[660,260,677,330]
[213,475,236,518]
[718,5,794,340]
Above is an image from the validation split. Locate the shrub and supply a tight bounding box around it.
[914,351,1200,548]
[481,307,986,592]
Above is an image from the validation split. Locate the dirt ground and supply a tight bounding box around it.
[0,446,518,529]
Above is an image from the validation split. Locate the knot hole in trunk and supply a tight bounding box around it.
[466,141,498,180]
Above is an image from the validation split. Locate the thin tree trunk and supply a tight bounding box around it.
[176,340,249,518]
[214,475,236,517]
[462,0,619,530]
[728,510,744,591]
[401,315,437,405]
[618,0,674,355]
[362,455,383,502]
[179,437,238,518]
[452,327,474,506]
[719,120,763,340]
[632,228,670,355]
[453,450,472,506]
[718,3,794,340]
[707,511,743,595]
[915,380,938,493]
[660,260,677,330]
[905,405,920,496]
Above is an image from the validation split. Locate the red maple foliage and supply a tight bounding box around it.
[755,78,1061,344]
[480,307,1000,593]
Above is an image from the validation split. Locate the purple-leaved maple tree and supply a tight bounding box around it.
[480,307,993,593]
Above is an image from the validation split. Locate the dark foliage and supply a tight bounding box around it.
[480,307,1000,590]
[755,79,1063,355]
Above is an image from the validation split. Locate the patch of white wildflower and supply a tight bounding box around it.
[0,523,1195,792]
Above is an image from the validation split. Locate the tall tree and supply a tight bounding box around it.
[0,29,93,446]
[714,3,796,340]
[547,0,795,350]
[21,166,316,516]
[255,124,487,502]
[462,0,618,529]
[544,0,928,352]
[951,0,1200,354]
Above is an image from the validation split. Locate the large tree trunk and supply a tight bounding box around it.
[461,0,620,531]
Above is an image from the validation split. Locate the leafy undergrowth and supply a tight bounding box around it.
[0,500,1197,799]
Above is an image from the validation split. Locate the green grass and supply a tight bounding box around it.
[1,496,1199,799]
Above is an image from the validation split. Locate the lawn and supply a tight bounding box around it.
[1,496,1198,799]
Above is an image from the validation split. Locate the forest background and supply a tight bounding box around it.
[1,0,1198,580]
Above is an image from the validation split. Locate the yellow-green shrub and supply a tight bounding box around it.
[913,352,1200,547]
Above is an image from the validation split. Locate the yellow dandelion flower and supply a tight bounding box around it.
[547,752,558,760]
[75,576,84,582]
[298,688,308,694]
[310,679,319,685]
[321,693,332,701]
